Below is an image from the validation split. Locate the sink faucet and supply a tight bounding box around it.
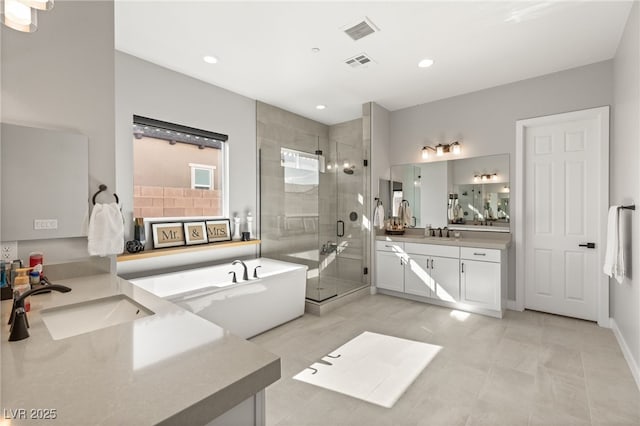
[232,260,249,281]
[8,284,71,342]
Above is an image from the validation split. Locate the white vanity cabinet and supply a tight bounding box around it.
[404,243,460,301]
[460,247,505,312]
[375,238,507,318]
[375,241,406,292]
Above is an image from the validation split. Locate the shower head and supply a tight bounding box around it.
[343,165,355,175]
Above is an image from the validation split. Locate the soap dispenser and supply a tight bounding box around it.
[13,268,32,312]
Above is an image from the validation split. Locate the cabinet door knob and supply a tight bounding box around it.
[430,259,434,269]
[461,262,465,273]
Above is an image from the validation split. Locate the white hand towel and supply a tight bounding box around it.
[373,204,385,230]
[88,203,125,257]
[402,204,413,227]
[603,206,625,284]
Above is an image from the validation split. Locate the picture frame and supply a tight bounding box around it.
[206,219,231,242]
[151,222,186,249]
[184,221,208,245]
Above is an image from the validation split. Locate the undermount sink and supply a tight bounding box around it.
[40,295,154,340]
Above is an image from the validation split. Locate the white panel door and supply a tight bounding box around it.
[404,254,433,297]
[524,117,601,321]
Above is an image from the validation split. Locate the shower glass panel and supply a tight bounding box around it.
[314,139,366,301]
[258,111,368,304]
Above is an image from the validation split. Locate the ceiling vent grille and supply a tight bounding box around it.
[345,53,375,69]
[343,17,379,41]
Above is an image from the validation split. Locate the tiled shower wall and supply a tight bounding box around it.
[258,102,330,270]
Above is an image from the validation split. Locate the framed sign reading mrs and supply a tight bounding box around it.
[206,219,231,242]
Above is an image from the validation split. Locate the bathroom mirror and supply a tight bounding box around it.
[385,154,510,232]
[1,123,89,241]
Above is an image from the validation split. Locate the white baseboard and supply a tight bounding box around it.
[610,318,640,391]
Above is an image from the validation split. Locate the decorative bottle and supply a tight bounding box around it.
[246,212,253,240]
[233,216,241,241]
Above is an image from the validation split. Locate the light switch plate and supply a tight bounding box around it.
[1,241,18,261]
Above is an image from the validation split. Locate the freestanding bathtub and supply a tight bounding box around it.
[130,258,308,339]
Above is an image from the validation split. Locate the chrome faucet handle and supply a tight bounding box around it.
[253,265,262,279]
[228,271,237,283]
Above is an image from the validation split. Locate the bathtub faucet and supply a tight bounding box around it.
[232,260,249,281]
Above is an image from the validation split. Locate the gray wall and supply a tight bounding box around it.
[1,1,114,273]
[388,61,614,300]
[115,52,258,274]
[611,2,640,380]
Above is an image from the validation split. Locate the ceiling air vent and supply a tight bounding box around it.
[342,17,379,41]
[345,53,375,69]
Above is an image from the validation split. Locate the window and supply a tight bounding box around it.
[132,116,228,219]
[189,163,216,190]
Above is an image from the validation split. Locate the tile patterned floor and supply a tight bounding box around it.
[250,294,640,426]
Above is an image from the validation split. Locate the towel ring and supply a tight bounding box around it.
[92,184,119,205]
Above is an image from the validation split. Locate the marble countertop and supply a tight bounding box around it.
[1,274,280,425]
[376,233,511,250]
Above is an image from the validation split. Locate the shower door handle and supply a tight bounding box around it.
[337,220,345,237]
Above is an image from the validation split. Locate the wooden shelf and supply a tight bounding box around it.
[117,239,261,262]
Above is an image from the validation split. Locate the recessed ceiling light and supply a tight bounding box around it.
[316,105,326,110]
[311,47,320,53]
[203,55,218,64]
[418,58,434,68]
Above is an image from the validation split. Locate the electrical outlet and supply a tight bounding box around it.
[1,241,18,261]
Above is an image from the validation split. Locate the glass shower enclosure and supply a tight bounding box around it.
[259,122,369,303]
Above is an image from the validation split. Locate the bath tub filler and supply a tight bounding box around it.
[130,258,307,339]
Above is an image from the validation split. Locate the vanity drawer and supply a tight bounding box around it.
[460,247,501,263]
[376,241,404,252]
[405,243,459,259]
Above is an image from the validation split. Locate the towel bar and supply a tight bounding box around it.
[92,184,119,205]
[618,205,636,211]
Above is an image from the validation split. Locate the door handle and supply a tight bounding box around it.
[337,220,345,237]
[461,262,464,273]
[412,216,417,227]
[578,242,596,249]
[430,259,434,269]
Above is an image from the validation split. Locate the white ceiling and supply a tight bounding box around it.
[115,1,632,125]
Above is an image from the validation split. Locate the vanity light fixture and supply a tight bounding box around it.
[421,141,461,160]
[474,173,498,183]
